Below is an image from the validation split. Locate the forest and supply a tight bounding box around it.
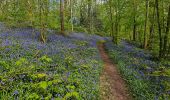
[0,0,169,99]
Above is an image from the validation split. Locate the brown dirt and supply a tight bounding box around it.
[99,43,132,100]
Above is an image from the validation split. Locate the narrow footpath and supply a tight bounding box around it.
[98,43,132,100]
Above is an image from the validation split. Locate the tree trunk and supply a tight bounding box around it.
[163,5,170,57]
[148,1,156,50]
[39,0,46,43]
[60,0,65,35]
[133,0,137,41]
[144,0,149,49]
[88,0,92,33]
[80,1,85,26]
[70,0,73,32]
[108,0,114,42]
[114,0,120,45]
[155,0,163,58]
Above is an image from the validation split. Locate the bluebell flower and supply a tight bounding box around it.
[13,90,19,96]
[66,72,71,78]
[1,39,13,46]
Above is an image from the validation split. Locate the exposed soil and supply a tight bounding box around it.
[99,43,132,100]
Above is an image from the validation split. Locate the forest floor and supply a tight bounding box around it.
[0,22,169,99]
[99,43,132,100]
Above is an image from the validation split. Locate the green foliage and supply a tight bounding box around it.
[28,93,40,99]
[39,55,53,63]
[73,27,88,33]
[39,81,48,89]
[31,73,47,81]
[152,68,170,77]
[75,41,88,46]
[0,42,103,99]
[15,58,28,66]
[106,45,156,99]
[64,92,80,100]
[0,61,10,71]
[118,61,153,99]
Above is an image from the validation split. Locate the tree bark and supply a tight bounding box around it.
[70,0,73,32]
[39,0,46,43]
[163,5,170,57]
[144,0,149,49]
[148,1,156,50]
[155,0,163,58]
[133,0,137,41]
[108,0,114,42]
[60,0,65,35]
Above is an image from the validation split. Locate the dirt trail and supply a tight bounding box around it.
[99,43,132,100]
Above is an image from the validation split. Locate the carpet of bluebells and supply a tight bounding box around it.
[0,23,106,99]
[105,40,170,100]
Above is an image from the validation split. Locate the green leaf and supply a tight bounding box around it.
[37,73,47,79]
[39,81,48,89]
[28,93,40,99]
[39,55,53,63]
[15,58,27,66]
[64,92,80,100]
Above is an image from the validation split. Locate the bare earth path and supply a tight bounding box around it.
[99,43,132,100]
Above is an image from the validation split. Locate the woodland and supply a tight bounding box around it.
[0,0,169,99]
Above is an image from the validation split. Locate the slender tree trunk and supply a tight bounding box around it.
[108,0,114,42]
[27,0,33,27]
[60,0,65,35]
[88,0,92,33]
[115,13,118,44]
[13,0,16,23]
[39,0,46,43]
[80,1,85,26]
[114,0,120,44]
[70,0,73,32]
[45,0,49,27]
[144,0,149,49]
[155,0,163,58]
[148,1,156,50]
[91,0,94,33]
[133,0,137,41]
[161,0,166,34]
[163,5,170,57]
